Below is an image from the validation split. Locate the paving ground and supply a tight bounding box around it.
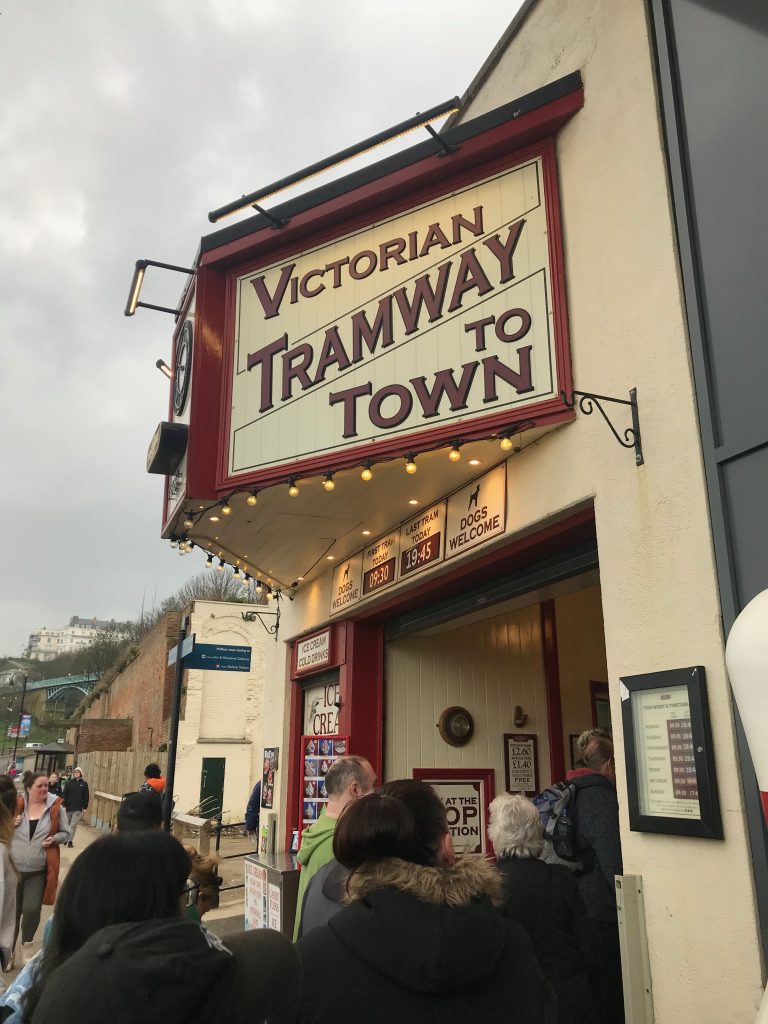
[5,823,248,981]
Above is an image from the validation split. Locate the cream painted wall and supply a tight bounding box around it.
[280,1,763,1019]
[556,586,610,759]
[174,600,278,822]
[385,603,550,789]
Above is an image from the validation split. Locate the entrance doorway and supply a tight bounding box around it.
[199,757,225,818]
[383,572,609,789]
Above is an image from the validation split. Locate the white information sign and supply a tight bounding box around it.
[244,861,268,930]
[430,782,486,856]
[295,629,331,673]
[445,464,506,560]
[230,157,558,476]
[329,552,363,615]
[399,502,446,580]
[632,685,701,820]
[267,883,281,931]
[362,531,400,597]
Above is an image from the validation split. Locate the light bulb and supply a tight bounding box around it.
[448,445,461,462]
[255,581,264,595]
[288,480,299,497]
[221,503,232,516]
[216,559,225,572]
[405,454,417,474]
[184,517,194,529]
[205,555,213,569]
[361,464,373,481]
[242,573,250,586]
[233,567,240,578]
[246,492,258,506]
[170,540,178,549]
[323,473,335,492]
[499,435,514,452]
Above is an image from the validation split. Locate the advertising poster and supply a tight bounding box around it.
[244,861,268,930]
[430,781,485,856]
[303,680,340,736]
[267,883,281,931]
[261,747,279,809]
[503,734,538,794]
[632,684,701,820]
[300,734,349,832]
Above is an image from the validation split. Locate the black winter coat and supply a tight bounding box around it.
[62,776,89,813]
[497,856,595,1024]
[572,774,622,922]
[289,856,556,1024]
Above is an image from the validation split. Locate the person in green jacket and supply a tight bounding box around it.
[293,755,375,939]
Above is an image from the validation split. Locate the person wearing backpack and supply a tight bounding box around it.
[571,737,623,1024]
[489,794,594,1024]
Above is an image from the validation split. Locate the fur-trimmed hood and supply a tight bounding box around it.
[327,856,511,996]
[345,855,504,907]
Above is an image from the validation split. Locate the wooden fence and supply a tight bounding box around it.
[75,749,167,830]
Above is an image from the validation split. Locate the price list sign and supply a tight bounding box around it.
[399,502,445,579]
[668,718,698,800]
[631,684,701,821]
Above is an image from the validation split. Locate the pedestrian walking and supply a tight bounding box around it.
[11,772,69,964]
[0,777,19,988]
[291,780,556,1024]
[45,776,62,800]
[61,769,88,848]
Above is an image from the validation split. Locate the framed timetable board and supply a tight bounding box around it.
[621,666,723,839]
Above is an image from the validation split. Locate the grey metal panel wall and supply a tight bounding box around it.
[649,0,768,961]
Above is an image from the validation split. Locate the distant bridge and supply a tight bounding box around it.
[26,674,101,700]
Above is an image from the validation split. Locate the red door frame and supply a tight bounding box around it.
[284,506,592,846]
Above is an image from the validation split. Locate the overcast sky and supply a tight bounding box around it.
[0,0,523,658]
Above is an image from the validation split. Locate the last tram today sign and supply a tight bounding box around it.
[228,155,565,476]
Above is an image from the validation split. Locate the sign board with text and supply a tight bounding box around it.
[294,629,332,675]
[413,768,494,856]
[184,643,252,672]
[621,667,723,840]
[503,733,538,795]
[227,151,571,485]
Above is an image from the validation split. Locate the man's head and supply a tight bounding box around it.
[117,792,163,832]
[584,736,616,784]
[324,756,376,817]
[576,727,612,757]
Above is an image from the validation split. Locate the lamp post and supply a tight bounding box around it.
[10,671,29,767]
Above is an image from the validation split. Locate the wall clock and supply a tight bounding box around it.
[173,320,193,416]
[437,706,475,747]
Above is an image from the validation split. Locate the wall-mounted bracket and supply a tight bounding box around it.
[561,388,644,466]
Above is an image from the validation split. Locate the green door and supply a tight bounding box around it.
[199,758,226,819]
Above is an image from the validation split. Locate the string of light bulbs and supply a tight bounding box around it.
[168,421,536,589]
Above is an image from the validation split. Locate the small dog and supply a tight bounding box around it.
[184,846,223,917]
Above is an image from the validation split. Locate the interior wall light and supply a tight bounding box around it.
[207,96,462,224]
[156,359,173,380]
[448,442,462,462]
[124,259,196,317]
[361,462,373,482]
[322,472,335,492]
[405,454,417,475]
[288,479,300,497]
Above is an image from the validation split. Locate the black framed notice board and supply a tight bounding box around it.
[621,666,723,839]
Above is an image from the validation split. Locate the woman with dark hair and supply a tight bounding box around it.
[0,777,19,986]
[291,780,556,1024]
[20,830,191,1021]
[11,773,69,963]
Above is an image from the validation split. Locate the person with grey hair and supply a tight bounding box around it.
[293,755,375,940]
[489,793,594,1024]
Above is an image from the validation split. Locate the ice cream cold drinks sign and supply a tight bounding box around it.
[229,157,560,475]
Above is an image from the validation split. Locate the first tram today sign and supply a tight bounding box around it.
[228,153,567,478]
